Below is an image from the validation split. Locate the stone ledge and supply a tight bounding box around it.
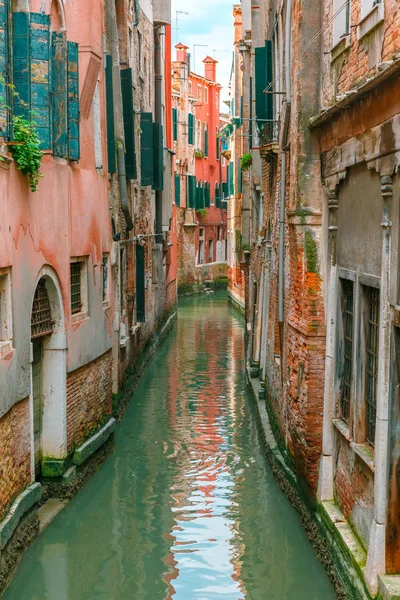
[42,457,70,478]
[73,417,116,466]
[379,575,400,600]
[0,483,42,550]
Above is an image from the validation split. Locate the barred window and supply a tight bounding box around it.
[102,255,109,303]
[70,262,82,314]
[341,279,354,422]
[365,287,380,445]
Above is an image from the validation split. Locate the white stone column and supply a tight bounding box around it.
[365,175,393,594]
[41,332,68,460]
[317,188,338,502]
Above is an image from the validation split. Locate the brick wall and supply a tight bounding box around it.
[67,350,112,452]
[0,398,31,520]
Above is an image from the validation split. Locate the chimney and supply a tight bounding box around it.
[203,56,218,83]
[175,43,189,63]
[233,5,242,44]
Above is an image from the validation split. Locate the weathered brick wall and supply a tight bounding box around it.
[322,0,400,106]
[67,351,112,451]
[0,398,31,520]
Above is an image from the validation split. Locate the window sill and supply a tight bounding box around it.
[358,3,385,40]
[331,35,351,62]
[333,418,352,441]
[350,442,375,472]
[103,300,110,310]
[71,311,89,324]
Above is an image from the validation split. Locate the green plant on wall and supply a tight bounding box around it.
[194,148,205,159]
[0,80,43,192]
[10,115,43,192]
[197,208,208,218]
[241,153,252,171]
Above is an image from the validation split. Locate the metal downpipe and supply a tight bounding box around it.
[154,27,163,245]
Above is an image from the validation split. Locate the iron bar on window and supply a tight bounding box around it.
[366,288,379,445]
[341,279,353,422]
[70,262,82,314]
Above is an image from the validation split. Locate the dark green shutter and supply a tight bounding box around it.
[105,55,116,173]
[152,121,163,191]
[216,129,220,160]
[187,174,196,208]
[51,31,68,157]
[175,173,180,207]
[238,158,242,194]
[172,107,178,141]
[205,183,210,208]
[0,0,10,138]
[140,112,153,186]
[13,11,30,119]
[136,244,145,323]
[204,127,208,157]
[30,14,51,150]
[67,41,79,160]
[249,75,253,149]
[255,40,273,126]
[121,68,137,179]
[188,113,194,145]
[229,163,234,196]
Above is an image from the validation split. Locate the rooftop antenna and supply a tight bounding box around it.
[175,11,189,46]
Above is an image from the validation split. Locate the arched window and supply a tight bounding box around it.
[203,122,208,156]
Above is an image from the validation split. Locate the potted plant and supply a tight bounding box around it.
[241,153,253,171]
[194,149,205,159]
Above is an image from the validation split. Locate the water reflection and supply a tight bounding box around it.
[3,293,335,600]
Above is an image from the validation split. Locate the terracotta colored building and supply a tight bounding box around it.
[172,44,228,295]
[0,0,175,583]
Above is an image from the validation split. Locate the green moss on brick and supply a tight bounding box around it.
[305,230,319,274]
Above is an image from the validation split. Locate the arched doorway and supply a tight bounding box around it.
[30,268,67,480]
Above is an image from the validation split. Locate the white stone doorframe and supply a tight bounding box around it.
[29,266,68,481]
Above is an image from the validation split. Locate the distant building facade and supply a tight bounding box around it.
[172,44,228,295]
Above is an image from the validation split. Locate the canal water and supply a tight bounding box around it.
[3,293,335,600]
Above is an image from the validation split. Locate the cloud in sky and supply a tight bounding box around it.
[171,0,235,109]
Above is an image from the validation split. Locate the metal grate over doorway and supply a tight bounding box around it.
[31,279,53,339]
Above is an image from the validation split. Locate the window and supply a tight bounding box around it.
[340,279,354,422]
[361,0,381,18]
[70,258,88,318]
[188,113,195,145]
[138,30,143,74]
[216,92,219,110]
[196,120,202,149]
[198,228,205,265]
[204,87,208,104]
[333,0,351,46]
[208,239,213,263]
[93,82,103,170]
[188,81,192,96]
[198,85,203,102]
[102,255,109,304]
[216,128,220,160]
[0,269,12,345]
[365,287,379,445]
[203,123,208,156]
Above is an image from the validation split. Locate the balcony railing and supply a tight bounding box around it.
[259,121,280,151]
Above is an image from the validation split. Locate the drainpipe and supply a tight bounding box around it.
[154,26,163,245]
[133,0,139,26]
[278,0,292,365]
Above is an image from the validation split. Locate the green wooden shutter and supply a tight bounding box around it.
[51,31,68,157]
[30,14,51,150]
[136,244,145,323]
[175,173,180,207]
[105,55,116,173]
[121,68,137,179]
[229,163,234,196]
[187,174,196,208]
[172,107,178,141]
[13,11,30,119]
[67,41,79,160]
[216,129,220,160]
[188,113,194,145]
[249,75,253,149]
[152,121,163,191]
[238,158,242,194]
[140,112,153,186]
[255,41,273,126]
[0,0,10,138]
[204,127,208,157]
[205,183,210,208]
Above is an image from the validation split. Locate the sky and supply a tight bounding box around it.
[171,0,235,111]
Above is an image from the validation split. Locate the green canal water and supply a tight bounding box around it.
[3,293,336,600]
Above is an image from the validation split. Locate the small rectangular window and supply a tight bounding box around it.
[70,258,88,318]
[204,87,208,104]
[340,279,354,422]
[333,0,351,46]
[102,255,109,304]
[365,286,380,445]
[0,269,12,344]
[198,86,202,102]
[208,239,213,263]
[361,0,381,18]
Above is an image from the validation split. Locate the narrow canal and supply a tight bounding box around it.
[3,293,335,600]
